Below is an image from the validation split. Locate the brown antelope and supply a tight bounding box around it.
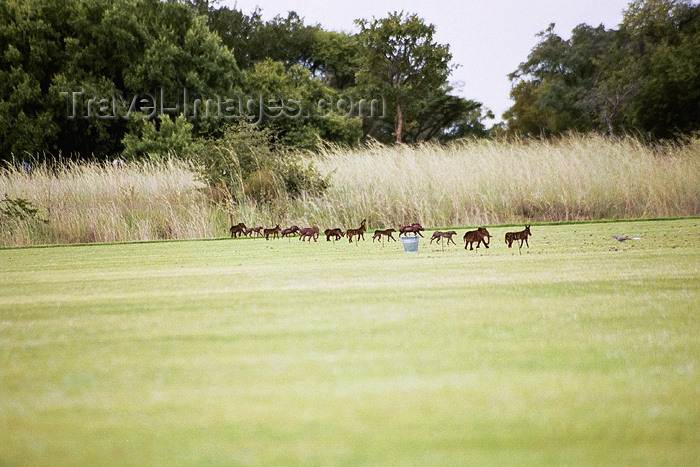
[230,222,247,238]
[463,227,491,250]
[505,225,532,252]
[346,219,367,243]
[298,226,320,242]
[399,223,424,237]
[430,231,458,245]
[324,228,344,241]
[372,228,397,242]
[244,226,264,237]
[263,224,281,240]
[281,225,300,238]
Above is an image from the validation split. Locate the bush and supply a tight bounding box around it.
[244,168,284,202]
[191,123,328,202]
[0,195,48,236]
[277,151,328,197]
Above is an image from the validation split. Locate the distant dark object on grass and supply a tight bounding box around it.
[612,235,641,242]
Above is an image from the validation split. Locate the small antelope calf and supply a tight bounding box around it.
[263,224,281,240]
[372,228,397,242]
[346,219,367,243]
[324,228,344,241]
[430,230,458,245]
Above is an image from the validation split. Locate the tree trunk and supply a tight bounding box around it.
[604,108,615,138]
[395,103,403,145]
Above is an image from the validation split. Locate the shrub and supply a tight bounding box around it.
[0,195,48,237]
[191,123,328,202]
[244,168,284,202]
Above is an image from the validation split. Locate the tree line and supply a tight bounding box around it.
[0,0,698,165]
[0,0,490,162]
[504,0,699,139]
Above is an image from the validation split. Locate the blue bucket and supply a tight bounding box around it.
[401,235,419,253]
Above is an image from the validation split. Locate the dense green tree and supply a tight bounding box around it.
[308,29,361,90]
[206,4,262,69]
[242,58,362,148]
[207,6,360,90]
[1,0,492,161]
[505,23,616,137]
[0,0,72,156]
[620,0,700,137]
[0,0,240,160]
[505,0,700,139]
[355,11,454,144]
[207,7,322,72]
[121,115,195,160]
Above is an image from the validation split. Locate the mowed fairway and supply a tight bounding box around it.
[1,219,698,465]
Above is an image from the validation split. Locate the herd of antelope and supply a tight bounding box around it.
[229,215,533,252]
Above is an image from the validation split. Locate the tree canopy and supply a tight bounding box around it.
[354,11,455,144]
[0,0,698,163]
[504,0,700,139]
[0,0,483,161]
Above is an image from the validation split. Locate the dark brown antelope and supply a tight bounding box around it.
[463,227,491,250]
[505,225,532,252]
[281,225,300,238]
[346,219,367,243]
[244,226,264,237]
[324,228,344,241]
[430,231,458,245]
[263,224,281,240]
[372,228,397,242]
[399,223,425,237]
[298,226,320,242]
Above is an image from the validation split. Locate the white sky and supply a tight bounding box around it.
[221,0,631,123]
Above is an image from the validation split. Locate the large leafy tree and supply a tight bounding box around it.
[355,11,454,144]
[242,58,362,148]
[505,23,616,137]
[0,0,240,160]
[207,6,360,91]
[505,0,700,139]
[620,0,700,137]
[167,4,364,145]
[1,0,494,161]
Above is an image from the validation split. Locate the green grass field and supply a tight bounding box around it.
[1,219,699,465]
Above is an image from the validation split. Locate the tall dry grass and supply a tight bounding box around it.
[1,134,698,246]
[289,134,700,227]
[0,159,218,246]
